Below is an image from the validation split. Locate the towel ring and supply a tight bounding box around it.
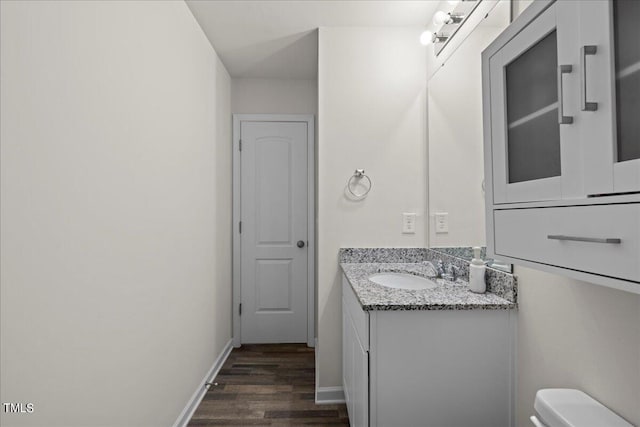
[347,169,372,198]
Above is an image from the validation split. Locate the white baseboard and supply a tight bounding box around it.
[315,386,345,404]
[314,338,345,404]
[172,339,233,427]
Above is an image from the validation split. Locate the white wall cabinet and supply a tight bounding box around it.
[483,0,640,293]
[342,277,515,427]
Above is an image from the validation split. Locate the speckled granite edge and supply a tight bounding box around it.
[339,247,517,304]
[430,246,487,261]
[339,247,427,263]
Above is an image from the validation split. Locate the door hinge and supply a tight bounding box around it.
[239,221,242,234]
[239,140,242,151]
[239,303,242,316]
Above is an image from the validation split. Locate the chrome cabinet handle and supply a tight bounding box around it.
[557,64,573,124]
[547,235,621,244]
[580,45,598,111]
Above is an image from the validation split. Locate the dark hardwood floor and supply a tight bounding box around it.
[188,344,349,426]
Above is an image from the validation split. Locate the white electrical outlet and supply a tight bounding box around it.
[402,213,416,234]
[435,212,449,233]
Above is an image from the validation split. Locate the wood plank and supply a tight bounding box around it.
[187,344,349,427]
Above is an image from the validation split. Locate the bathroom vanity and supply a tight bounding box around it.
[340,250,517,427]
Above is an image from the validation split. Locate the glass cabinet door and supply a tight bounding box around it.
[504,31,561,185]
[613,0,640,164]
[581,0,640,195]
[489,2,577,203]
[612,0,640,192]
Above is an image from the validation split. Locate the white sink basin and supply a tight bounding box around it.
[368,273,438,290]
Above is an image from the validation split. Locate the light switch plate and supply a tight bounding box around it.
[435,212,449,233]
[402,213,416,234]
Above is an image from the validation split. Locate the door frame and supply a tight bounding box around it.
[232,114,315,348]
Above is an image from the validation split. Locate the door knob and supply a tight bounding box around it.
[297,240,305,248]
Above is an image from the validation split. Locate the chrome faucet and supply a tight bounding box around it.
[442,263,459,282]
[435,259,445,278]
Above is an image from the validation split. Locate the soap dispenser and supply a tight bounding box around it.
[469,246,486,294]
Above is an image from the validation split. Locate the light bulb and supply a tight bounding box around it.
[447,0,459,5]
[420,31,433,46]
[433,10,449,26]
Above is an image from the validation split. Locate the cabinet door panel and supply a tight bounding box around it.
[342,278,369,349]
[353,337,368,427]
[507,106,561,183]
[581,0,640,195]
[612,0,640,192]
[342,279,369,427]
[490,2,580,203]
[342,300,352,416]
[343,305,369,427]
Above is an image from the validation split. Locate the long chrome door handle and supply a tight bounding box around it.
[557,64,573,124]
[580,45,598,111]
[547,235,621,244]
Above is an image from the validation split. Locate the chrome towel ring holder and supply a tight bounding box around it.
[347,169,372,198]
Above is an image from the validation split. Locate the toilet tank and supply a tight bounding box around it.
[531,389,633,427]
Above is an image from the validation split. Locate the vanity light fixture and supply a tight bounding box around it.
[445,12,466,24]
[423,0,481,55]
[433,11,466,26]
[420,31,449,46]
[420,31,433,45]
[432,32,450,43]
[432,10,449,25]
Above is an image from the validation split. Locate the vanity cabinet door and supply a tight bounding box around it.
[581,0,640,195]
[342,278,369,427]
[489,1,581,204]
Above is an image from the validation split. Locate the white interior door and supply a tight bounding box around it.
[239,120,308,343]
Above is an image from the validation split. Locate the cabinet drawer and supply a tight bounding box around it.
[342,275,369,350]
[494,204,640,282]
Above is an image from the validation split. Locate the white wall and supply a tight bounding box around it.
[515,268,640,426]
[512,0,535,20]
[232,78,317,115]
[508,2,640,426]
[0,2,232,426]
[317,27,427,388]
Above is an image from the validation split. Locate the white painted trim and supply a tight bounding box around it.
[369,312,378,427]
[172,339,233,427]
[306,115,316,348]
[232,117,241,348]
[232,114,316,347]
[315,387,346,405]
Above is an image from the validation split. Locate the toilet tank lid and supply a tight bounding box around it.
[534,389,633,427]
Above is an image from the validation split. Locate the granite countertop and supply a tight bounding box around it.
[341,262,516,311]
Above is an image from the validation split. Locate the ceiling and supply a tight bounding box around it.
[185,1,442,80]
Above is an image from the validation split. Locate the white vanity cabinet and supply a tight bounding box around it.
[483,0,640,293]
[342,277,515,427]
